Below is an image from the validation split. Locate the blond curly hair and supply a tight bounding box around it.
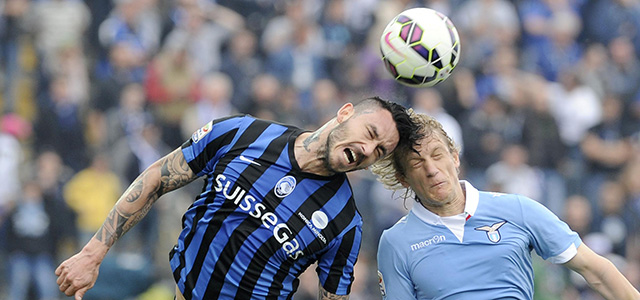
[370,111,460,193]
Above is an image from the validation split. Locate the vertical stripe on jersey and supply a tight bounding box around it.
[323,226,360,294]
[173,125,239,283]
[179,119,274,300]
[232,176,350,299]
[265,181,359,298]
[184,124,295,300]
[199,145,297,299]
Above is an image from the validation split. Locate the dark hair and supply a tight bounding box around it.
[354,96,423,156]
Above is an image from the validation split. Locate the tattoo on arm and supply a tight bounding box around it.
[318,285,349,300]
[95,148,197,247]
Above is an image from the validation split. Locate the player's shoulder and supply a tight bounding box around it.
[380,215,411,243]
[477,191,549,220]
[477,191,536,207]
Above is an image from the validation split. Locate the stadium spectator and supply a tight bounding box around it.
[519,77,567,214]
[605,36,640,103]
[63,153,122,243]
[180,72,237,141]
[25,0,91,78]
[564,194,594,238]
[98,0,161,64]
[4,181,62,300]
[547,67,601,194]
[0,0,28,113]
[33,75,88,172]
[412,88,464,155]
[460,95,518,189]
[144,41,199,146]
[486,143,542,201]
[219,29,264,113]
[163,0,242,76]
[595,180,631,256]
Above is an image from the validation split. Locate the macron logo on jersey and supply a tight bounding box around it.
[410,235,446,251]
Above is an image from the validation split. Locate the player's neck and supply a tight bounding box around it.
[294,122,335,176]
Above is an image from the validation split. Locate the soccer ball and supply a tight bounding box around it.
[380,7,461,87]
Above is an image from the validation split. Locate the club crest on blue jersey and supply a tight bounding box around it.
[475,221,507,243]
[274,176,296,198]
[192,121,213,143]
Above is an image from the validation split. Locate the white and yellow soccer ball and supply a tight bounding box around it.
[380,7,461,87]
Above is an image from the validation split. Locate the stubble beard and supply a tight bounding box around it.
[321,122,349,174]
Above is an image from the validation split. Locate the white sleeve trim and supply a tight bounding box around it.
[548,243,578,264]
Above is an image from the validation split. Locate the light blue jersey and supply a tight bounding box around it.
[377,181,581,300]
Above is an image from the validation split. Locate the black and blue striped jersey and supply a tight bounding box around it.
[170,115,363,300]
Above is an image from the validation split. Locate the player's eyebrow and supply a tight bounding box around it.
[369,125,388,156]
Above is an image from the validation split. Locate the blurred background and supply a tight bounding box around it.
[0,0,639,299]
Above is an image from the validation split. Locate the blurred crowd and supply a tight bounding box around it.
[1,0,640,299]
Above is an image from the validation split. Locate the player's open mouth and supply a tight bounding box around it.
[343,148,356,164]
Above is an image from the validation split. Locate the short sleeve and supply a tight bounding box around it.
[316,226,362,295]
[377,230,416,300]
[181,115,245,176]
[520,196,582,264]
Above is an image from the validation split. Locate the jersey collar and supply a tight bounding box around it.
[412,180,480,225]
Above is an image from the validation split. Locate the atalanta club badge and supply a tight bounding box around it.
[274,176,296,198]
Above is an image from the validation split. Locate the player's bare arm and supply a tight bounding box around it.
[318,285,349,300]
[96,147,197,246]
[565,244,640,300]
[55,148,197,300]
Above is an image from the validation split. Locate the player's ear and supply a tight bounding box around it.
[336,103,355,123]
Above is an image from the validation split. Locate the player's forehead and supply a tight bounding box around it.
[372,110,400,148]
[412,134,447,156]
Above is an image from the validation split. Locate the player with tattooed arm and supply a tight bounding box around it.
[55,97,420,300]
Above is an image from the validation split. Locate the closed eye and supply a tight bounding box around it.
[411,159,423,168]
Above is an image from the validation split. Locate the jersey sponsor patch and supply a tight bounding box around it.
[377,270,386,296]
[192,121,213,143]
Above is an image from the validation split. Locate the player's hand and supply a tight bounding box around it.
[55,249,102,300]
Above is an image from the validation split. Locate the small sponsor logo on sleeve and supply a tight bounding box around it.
[192,121,213,143]
[378,270,386,296]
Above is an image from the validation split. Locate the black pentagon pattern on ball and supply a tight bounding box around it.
[431,49,443,69]
[397,71,439,86]
[412,44,430,62]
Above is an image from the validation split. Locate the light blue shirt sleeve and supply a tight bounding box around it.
[519,195,581,263]
[377,229,417,300]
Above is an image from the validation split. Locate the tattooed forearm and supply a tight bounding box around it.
[318,286,349,300]
[123,180,144,203]
[94,148,197,247]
